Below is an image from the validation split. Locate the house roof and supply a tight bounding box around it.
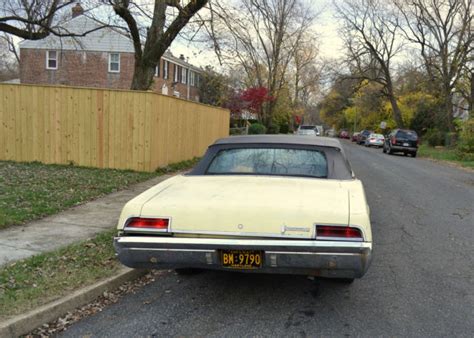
[19,14,202,72]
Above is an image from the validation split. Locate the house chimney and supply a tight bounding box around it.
[72,3,84,18]
[179,54,185,61]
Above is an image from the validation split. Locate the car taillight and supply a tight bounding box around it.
[391,137,397,145]
[316,225,363,241]
[125,217,169,230]
[370,138,375,141]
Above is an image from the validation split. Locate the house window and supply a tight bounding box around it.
[174,64,181,82]
[163,60,169,79]
[181,68,187,84]
[108,53,120,73]
[189,71,195,86]
[155,60,160,77]
[46,50,58,70]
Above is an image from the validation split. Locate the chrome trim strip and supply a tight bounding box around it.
[129,248,214,253]
[116,236,372,250]
[169,229,314,239]
[124,227,168,233]
[266,251,360,256]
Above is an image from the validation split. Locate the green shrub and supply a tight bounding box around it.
[248,123,266,135]
[279,123,290,134]
[266,124,280,134]
[424,128,444,147]
[456,120,474,160]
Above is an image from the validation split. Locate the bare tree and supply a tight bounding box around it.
[395,0,473,130]
[0,36,18,81]
[108,0,208,90]
[335,0,405,127]
[0,33,19,64]
[0,1,109,39]
[209,0,316,126]
[292,39,321,110]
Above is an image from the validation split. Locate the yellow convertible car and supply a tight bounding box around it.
[114,135,372,282]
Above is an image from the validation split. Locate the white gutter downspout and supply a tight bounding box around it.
[186,68,190,100]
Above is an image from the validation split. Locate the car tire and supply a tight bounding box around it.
[175,268,202,275]
[411,152,417,158]
[404,152,408,156]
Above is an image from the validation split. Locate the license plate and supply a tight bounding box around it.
[221,250,263,269]
[403,142,409,146]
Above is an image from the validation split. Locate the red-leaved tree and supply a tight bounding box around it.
[240,87,274,122]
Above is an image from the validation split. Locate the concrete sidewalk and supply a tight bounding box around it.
[0,174,173,266]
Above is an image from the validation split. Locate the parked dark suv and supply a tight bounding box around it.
[383,129,419,157]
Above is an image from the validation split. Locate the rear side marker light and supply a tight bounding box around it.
[125,217,169,230]
[316,225,363,241]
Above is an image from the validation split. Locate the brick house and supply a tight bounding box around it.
[19,5,202,101]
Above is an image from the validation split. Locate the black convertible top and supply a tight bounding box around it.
[189,135,354,180]
[213,135,343,149]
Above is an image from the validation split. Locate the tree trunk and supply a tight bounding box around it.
[444,92,455,132]
[470,70,474,119]
[130,59,156,91]
[385,79,404,128]
[388,96,404,128]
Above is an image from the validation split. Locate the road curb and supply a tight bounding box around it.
[0,268,147,338]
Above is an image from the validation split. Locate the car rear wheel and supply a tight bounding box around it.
[411,152,417,158]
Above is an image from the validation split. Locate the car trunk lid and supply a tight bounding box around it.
[139,175,349,239]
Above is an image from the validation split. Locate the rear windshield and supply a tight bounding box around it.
[300,126,316,130]
[397,130,418,140]
[206,148,328,178]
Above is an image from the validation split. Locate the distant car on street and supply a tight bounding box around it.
[351,132,360,142]
[315,125,323,136]
[364,133,385,148]
[383,129,419,157]
[326,129,336,137]
[296,125,317,136]
[357,130,373,145]
[339,130,350,139]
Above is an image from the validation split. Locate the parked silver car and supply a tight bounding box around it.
[296,125,317,136]
[365,133,385,148]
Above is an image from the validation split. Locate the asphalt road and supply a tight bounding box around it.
[61,141,474,337]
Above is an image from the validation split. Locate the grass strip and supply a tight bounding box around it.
[418,144,474,169]
[0,158,201,229]
[0,157,201,320]
[0,230,119,320]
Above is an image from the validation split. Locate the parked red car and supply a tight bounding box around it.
[339,130,350,139]
[352,132,360,142]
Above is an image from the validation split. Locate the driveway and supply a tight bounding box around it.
[60,141,474,337]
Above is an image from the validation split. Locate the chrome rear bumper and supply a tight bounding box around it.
[114,236,372,279]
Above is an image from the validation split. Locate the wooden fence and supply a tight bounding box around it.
[0,83,229,172]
